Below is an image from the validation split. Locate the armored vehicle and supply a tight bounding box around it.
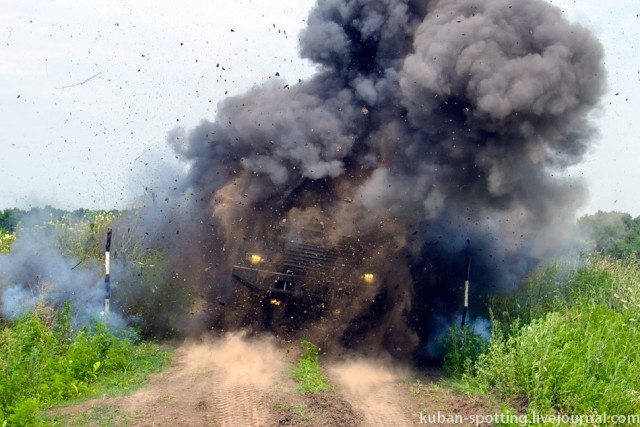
[231,225,377,333]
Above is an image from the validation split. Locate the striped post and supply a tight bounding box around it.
[460,256,471,330]
[104,229,112,313]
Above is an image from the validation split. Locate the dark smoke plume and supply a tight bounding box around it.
[143,0,604,356]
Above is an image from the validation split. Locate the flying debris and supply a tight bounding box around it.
[56,71,102,89]
[137,0,604,358]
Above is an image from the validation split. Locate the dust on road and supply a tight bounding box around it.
[328,358,417,427]
[105,332,287,426]
[54,333,506,426]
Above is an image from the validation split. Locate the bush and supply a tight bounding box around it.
[441,324,487,377]
[475,306,640,415]
[488,263,566,333]
[0,302,170,426]
[52,209,117,264]
[470,255,640,417]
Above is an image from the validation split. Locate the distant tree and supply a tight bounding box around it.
[0,208,26,233]
[578,211,640,258]
[604,216,640,259]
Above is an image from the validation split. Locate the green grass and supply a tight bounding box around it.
[293,403,315,420]
[460,255,640,421]
[78,341,172,398]
[50,403,131,426]
[291,339,331,394]
[0,302,172,426]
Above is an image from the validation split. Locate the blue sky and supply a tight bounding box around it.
[2,0,638,216]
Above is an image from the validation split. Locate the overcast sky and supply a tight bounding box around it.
[2,0,639,217]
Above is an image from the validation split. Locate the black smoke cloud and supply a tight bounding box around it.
[142,0,604,355]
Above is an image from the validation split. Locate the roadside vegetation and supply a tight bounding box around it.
[475,256,640,417]
[0,206,193,337]
[0,302,171,426]
[292,339,331,394]
[0,208,21,253]
[578,210,640,259]
[0,207,179,425]
[3,207,640,425]
[441,211,640,423]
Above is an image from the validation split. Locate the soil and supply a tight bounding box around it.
[52,332,511,426]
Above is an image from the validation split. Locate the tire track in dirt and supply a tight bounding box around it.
[209,380,269,427]
[114,332,287,426]
[328,359,417,427]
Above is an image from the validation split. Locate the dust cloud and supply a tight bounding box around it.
[328,358,415,426]
[181,331,289,389]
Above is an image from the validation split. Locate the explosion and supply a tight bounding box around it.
[2,0,605,360]
[145,0,606,357]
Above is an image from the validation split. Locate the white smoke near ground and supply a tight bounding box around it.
[0,213,125,328]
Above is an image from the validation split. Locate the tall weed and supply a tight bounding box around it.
[470,255,640,417]
[441,323,487,377]
[0,302,169,426]
[292,339,331,393]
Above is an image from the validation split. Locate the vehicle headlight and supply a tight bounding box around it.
[250,254,263,264]
[269,298,281,306]
[363,273,374,283]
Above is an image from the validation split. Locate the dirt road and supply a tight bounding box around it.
[328,360,416,426]
[54,333,504,426]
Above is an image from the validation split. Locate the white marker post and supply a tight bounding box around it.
[104,229,112,313]
[460,256,471,330]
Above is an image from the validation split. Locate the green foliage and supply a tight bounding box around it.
[441,324,487,378]
[0,230,16,253]
[474,306,640,416]
[578,211,640,259]
[562,256,640,316]
[469,255,640,418]
[292,339,331,394]
[0,302,171,426]
[488,263,566,333]
[0,206,118,262]
[0,208,19,252]
[489,256,640,334]
[0,208,25,233]
[51,209,117,264]
[91,207,194,337]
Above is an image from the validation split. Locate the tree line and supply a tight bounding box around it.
[577,210,640,259]
[3,207,640,258]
